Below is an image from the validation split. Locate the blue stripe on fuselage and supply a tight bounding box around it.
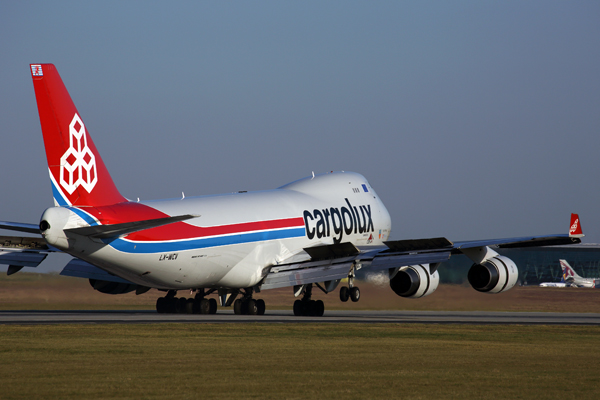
[69,207,99,226]
[105,227,306,254]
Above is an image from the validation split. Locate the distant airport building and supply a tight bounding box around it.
[438,244,600,285]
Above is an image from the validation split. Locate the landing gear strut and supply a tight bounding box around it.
[232,288,266,315]
[293,284,325,316]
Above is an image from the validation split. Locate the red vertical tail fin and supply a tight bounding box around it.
[30,64,126,207]
[569,213,583,238]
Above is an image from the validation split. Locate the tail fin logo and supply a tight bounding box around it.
[570,218,579,235]
[59,114,97,194]
[31,65,43,76]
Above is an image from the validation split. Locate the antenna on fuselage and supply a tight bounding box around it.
[311,171,315,179]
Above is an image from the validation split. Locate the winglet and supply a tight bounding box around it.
[569,213,584,238]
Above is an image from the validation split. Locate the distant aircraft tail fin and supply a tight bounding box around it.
[30,64,126,207]
[560,259,581,279]
[569,213,583,238]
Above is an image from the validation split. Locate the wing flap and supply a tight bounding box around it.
[261,262,352,291]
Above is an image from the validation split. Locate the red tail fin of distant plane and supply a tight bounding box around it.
[30,64,126,207]
[569,213,583,237]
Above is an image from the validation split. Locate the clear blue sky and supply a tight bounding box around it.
[1,1,599,262]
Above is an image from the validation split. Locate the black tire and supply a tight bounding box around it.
[247,299,258,315]
[256,299,266,315]
[340,286,350,302]
[208,298,218,314]
[350,286,360,302]
[200,298,210,314]
[293,300,303,316]
[315,300,325,317]
[192,298,202,314]
[234,299,243,315]
[176,297,186,313]
[308,300,317,316]
[166,297,177,313]
[156,297,166,313]
[184,298,195,314]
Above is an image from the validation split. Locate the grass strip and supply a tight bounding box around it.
[1,323,599,399]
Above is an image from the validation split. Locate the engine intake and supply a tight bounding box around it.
[390,264,439,298]
[468,255,518,293]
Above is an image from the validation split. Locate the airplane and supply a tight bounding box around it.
[560,259,599,288]
[539,275,569,288]
[0,63,586,316]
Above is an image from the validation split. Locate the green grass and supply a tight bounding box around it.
[1,324,599,399]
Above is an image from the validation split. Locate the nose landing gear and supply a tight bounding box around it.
[339,274,360,303]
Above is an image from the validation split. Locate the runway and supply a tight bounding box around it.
[1,309,600,325]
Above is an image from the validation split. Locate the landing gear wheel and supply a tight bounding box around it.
[293,300,303,316]
[208,298,218,314]
[246,299,257,315]
[176,297,187,313]
[184,298,195,314]
[192,298,201,314]
[234,299,243,315]
[340,286,350,302]
[350,287,360,302]
[156,297,167,313]
[314,300,325,317]
[308,300,317,316]
[199,298,210,314]
[256,299,266,315]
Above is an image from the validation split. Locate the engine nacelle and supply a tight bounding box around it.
[89,279,137,295]
[467,255,518,294]
[389,264,439,298]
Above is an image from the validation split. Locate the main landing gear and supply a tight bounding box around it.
[233,288,266,315]
[339,274,361,303]
[156,289,218,314]
[293,284,325,317]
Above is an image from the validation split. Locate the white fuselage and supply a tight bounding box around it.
[41,172,392,290]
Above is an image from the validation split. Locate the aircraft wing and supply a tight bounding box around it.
[262,239,453,291]
[261,232,581,291]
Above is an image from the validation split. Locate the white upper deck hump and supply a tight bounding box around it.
[278,171,373,199]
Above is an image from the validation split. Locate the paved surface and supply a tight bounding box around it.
[1,310,600,325]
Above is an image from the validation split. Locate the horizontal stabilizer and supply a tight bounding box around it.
[60,258,135,284]
[65,214,198,239]
[0,221,40,234]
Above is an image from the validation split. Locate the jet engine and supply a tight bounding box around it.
[389,264,439,298]
[467,255,518,294]
[89,279,137,295]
